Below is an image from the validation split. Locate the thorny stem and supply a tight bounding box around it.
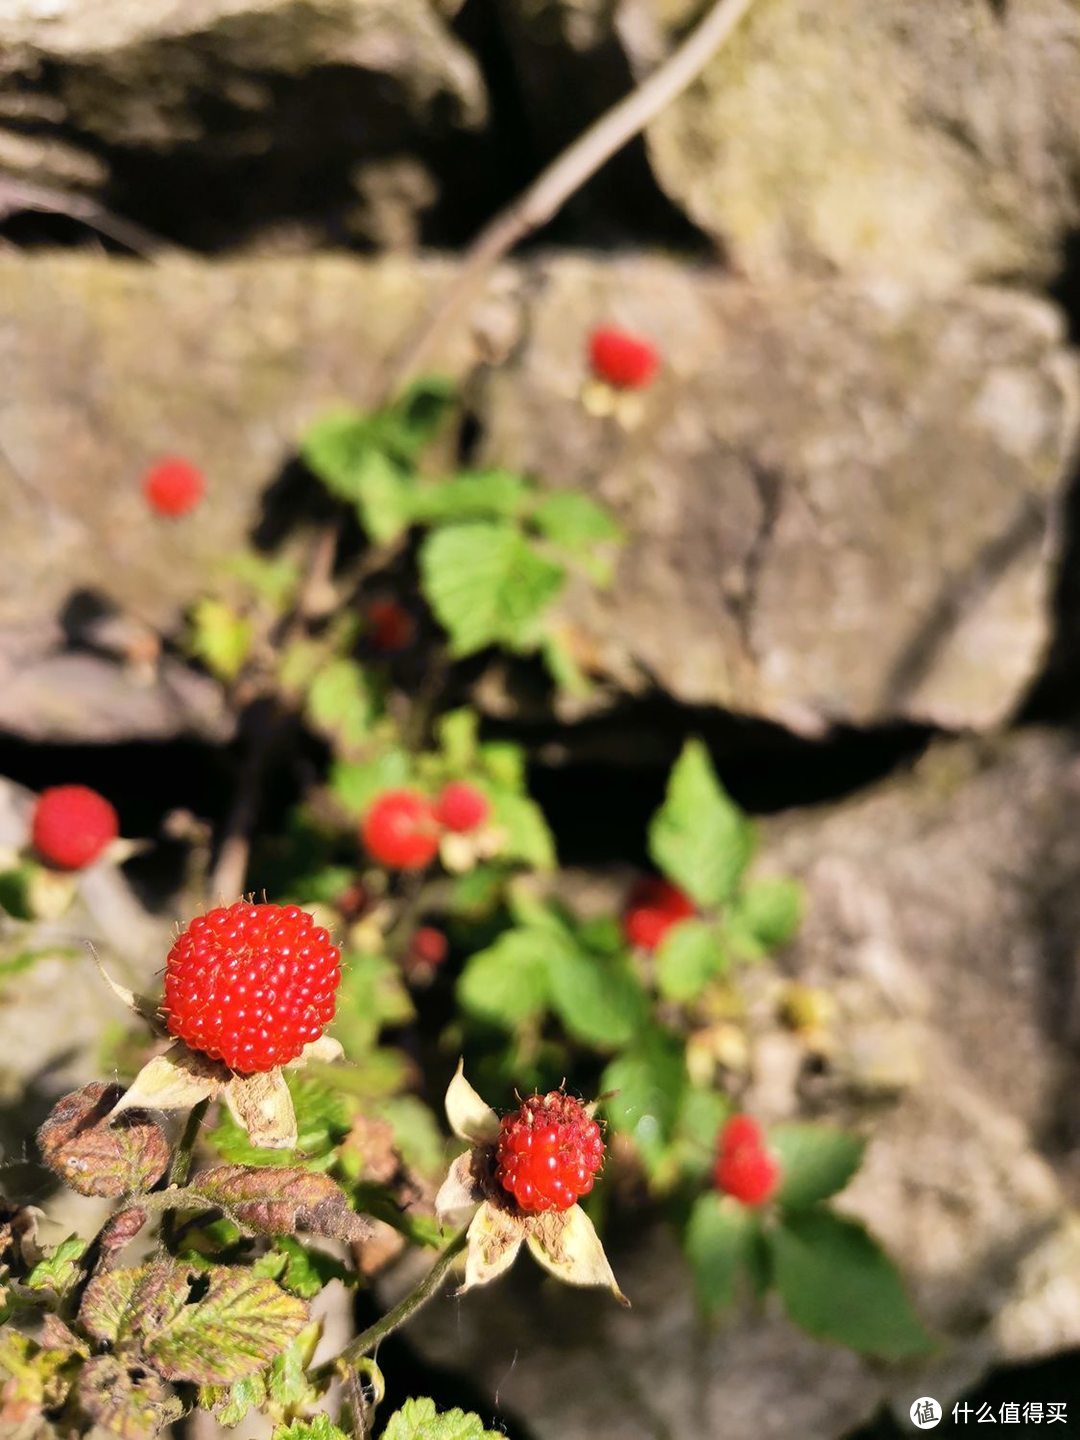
[319,1228,469,1379]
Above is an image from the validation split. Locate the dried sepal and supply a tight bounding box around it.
[88,945,164,1033]
[435,1151,484,1225]
[109,1044,228,1119]
[225,1068,297,1150]
[525,1204,629,1306]
[291,1034,345,1067]
[445,1059,499,1144]
[461,1202,523,1294]
[37,1083,171,1198]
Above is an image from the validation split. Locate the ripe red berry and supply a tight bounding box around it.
[362,790,439,870]
[407,926,449,970]
[142,457,205,518]
[622,876,695,952]
[163,900,341,1073]
[496,1091,605,1214]
[714,1114,780,1207]
[588,326,660,390]
[433,781,490,834]
[31,785,119,870]
[366,599,416,655]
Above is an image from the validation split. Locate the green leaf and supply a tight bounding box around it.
[189,598,254,682]
[457,929,551,1029]
[685,1193,759,1315]
[673,1087,730,1182]
[301,413,414,543]
[375,1095,447,1180]
[332,950,414,1057]
[209,1074,350,1171]
[411,470,530,523]
[769,1210,933,1360]
[602,1030,687,1169]
[386,376,457,460]
[420,522,566,656]
[200,1371,267,1427]
[263,1238,350,1300]
[329,749,411,817]
[770,1125,865,1211]
[382,1397,503,1440]
[305,659,374,748]
[25,1236,87,1297]
[655,919,727,1002]
[649,740,754,907]
[546,944,646,1049]
[485,787,556,869]
[436,708,478,769]
[273,1416,351,1440]
[541,633,592,697]
[531,491,620,552]
[729,876,803,957]
[224,553,301,610]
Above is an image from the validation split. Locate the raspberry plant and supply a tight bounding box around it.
[0,370,932,1438]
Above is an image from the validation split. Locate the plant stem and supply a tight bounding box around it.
[384,0,759,390]
[161,1098,209,1248]
[321,1228,468,1378]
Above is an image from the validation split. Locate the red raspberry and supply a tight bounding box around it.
[622,876,695,952]
[495,1091,605,1214]
[588,326,660,390]
[407,926,449,970]
[433,781,490,834]
[714,1114,780,1207]
[366,599,416,654]
[31,785,119,870]
[362,790,439,870]
[163,900,341,1073]
[142,457,205,518]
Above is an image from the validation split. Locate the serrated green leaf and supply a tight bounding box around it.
[25,1236,87,1297]
[273,1415,351,1440]
[531,490,621,551]
[729,876,803,956]
[602,1031,687,1170]
[305,659,374,748]
[649,740,754,907]
[329,749,411,817]
[189,598,254,682]
[420,522,566,656]
[547,944,646,1049]
[686,1192,758,1315]
[769,1210,933,1360]
[301,413,414,543]
[383,1396,503,1440]
[387,376,457,459]
[200,1371,267,1427]
[457,929,551,1029]
[332,950,414,1057]
[655,919,727,1002]
[769,1125,865,1211]
[265,1319,322,1412]
[411,469,530,523]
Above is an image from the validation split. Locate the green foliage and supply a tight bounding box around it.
[306,659,374,749]
[685,1194,758,1314]
[188,597,254,682]
[768,1211,933,1359]
[655,919,727,1002]
[332,950,414,1056]
[649,740,755,907]
[769,1125,865,1211]
[25,1236,88,1298]
[382,1397,504,1440]
[209,1074,351,1171]
[273,1419,350,1440]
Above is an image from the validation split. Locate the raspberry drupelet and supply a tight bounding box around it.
[496,1091,605,1214]
[163,901,341,1073]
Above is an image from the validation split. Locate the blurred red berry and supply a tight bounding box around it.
[142,457,205,518]
[588,326,659,390]
[366,599,416,654]
[164,900,341,1073]
[622,876,695,951]
[362,790,439,870]
[336,881,370,921]
[714,1114,780,1207]
[408,926,449,970]
[496,1091,605,1214]
[433,781,490,834]
[31,785,119,870]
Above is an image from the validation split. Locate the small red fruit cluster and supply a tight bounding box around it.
[407,925,449,971]
[588,326,660,391]
[32,785,119,871]
[495,1091,605,1214]
[143,457,205,518]
[361,783,491,870]
[365,598,417,655]
[163,900,341,1073]
[622,876,695,952]
[714,1115,780,1207]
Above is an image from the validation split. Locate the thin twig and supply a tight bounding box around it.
[385,0,759,390]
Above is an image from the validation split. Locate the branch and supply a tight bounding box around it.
[385,0,758,390]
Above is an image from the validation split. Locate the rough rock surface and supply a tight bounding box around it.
[0,0,485,250]
[398,730,1080,1439]
[1,253,1075,740]
[502,0,1080,286]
